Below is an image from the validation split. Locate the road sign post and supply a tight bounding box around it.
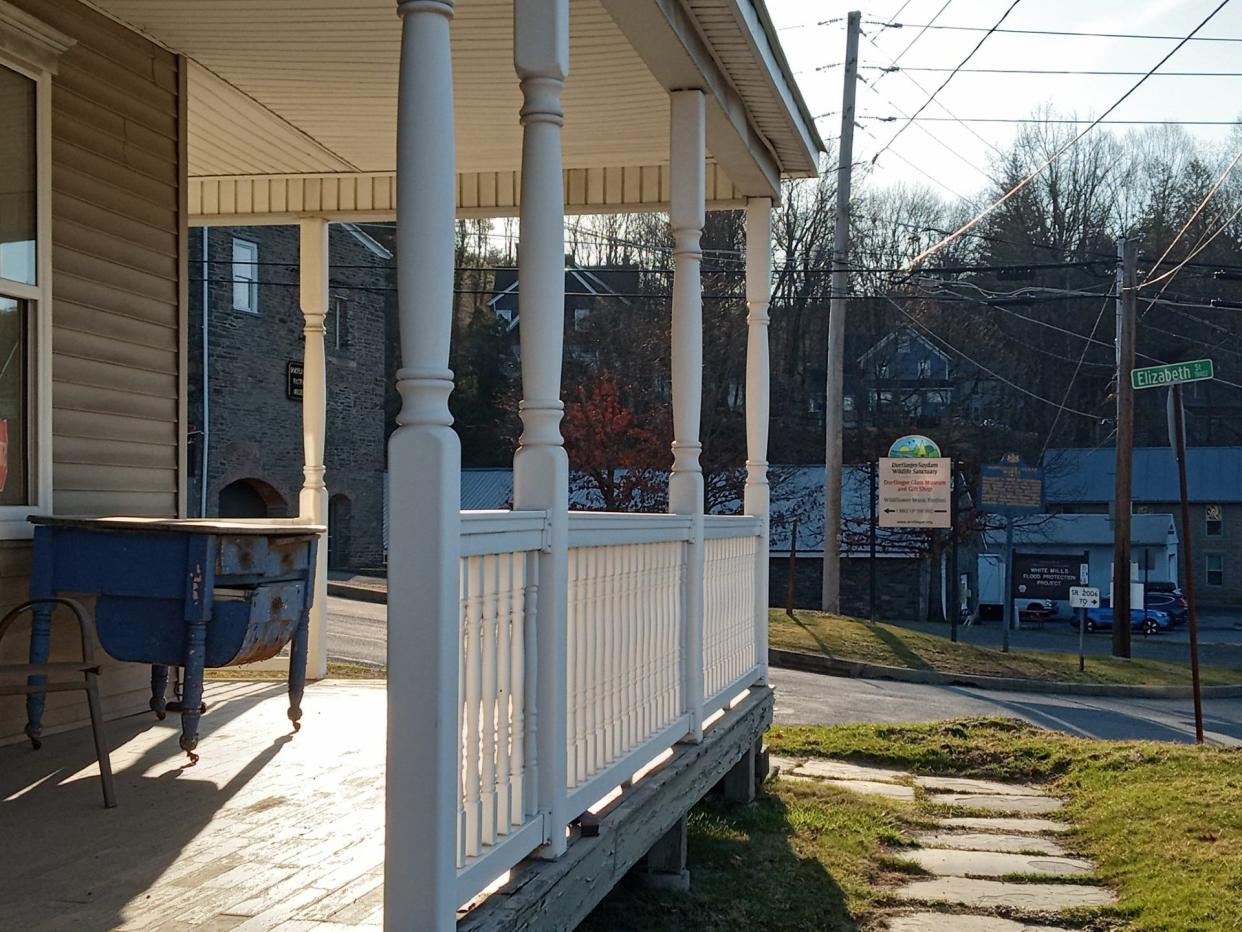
[1069,586,1100,674]
[979,454,1043,651]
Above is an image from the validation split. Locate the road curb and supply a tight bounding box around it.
[328,582,387,605]
[767,647,1242,699]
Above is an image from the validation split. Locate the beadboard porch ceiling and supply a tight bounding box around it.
[82,0,822,218]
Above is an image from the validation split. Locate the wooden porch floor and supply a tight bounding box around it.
[0,680,388,931]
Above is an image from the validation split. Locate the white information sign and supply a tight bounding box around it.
[1069,586,1100,609]
[878,457,951,528]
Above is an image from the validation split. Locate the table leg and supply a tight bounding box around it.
[24,601,53,750]
[287,605,309,732]
[150,664,169,720]
[179,618,207,763]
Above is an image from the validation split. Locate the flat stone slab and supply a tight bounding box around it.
[794,759,910,783]
[912,831,1066,856]
[819,778,916,800]
[929,793,1064,814]
[938,817,1072,835]
[768,754,803,775]
[914,775,1047,797]
[904,848,1093,878]
[888,912,1074,932]
[895,876,1116,910]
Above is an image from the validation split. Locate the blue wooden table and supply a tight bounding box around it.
[25,516,323,762]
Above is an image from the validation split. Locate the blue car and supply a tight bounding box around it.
[1070,607,1172,636]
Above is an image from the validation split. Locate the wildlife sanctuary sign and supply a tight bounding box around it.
[878,457,951,528]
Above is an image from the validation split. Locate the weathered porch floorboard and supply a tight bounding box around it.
[0,680,387,932]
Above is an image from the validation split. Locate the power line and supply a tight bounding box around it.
[882,295,1104,419]
[868,0,955,90]
[862,115,1242,126]
[903,0,1234,271]
[854,120,972,200]
[866,0,1025,168]
[1041,291,1115,458]
[866,20,1242,42]
[865,65,1242,77]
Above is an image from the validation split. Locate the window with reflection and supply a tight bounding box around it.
[0,63,36,508]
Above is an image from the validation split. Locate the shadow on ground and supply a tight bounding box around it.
[580,791,860,932]
[0,682,290,931]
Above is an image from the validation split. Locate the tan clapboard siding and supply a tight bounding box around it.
[33,0,183,520]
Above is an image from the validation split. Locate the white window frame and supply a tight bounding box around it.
[231,237,259,314]
[1205,503,1223,538]
[1206,553,1224,587]
[0,31,59,540]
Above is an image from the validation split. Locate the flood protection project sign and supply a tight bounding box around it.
[1012,553,1082,601]
[878,457,951,528]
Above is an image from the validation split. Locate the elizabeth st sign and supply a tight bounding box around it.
[1130,358,1213,390]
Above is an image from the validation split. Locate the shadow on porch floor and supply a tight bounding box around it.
[0,680,387,931]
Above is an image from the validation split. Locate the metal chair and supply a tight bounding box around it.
[0,598,116,808]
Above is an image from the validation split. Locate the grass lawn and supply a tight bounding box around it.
[586,718,1242,931]
[770,608,1242,686]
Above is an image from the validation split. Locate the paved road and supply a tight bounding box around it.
[326,596,1242,746]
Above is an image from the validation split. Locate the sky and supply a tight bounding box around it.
[768,0,1242,199]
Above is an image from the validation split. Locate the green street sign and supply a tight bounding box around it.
[1130,358,1214,390]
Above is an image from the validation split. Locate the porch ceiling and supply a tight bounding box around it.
[83,0,822,218]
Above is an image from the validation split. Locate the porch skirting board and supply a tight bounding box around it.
[457,687,774,932]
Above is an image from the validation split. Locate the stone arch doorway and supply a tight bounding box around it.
[328,494,352,570]
[218,478,288,518]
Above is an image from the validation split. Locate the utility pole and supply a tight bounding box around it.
[822,9,861,613]
[1112,238,1137,658]
[1171,384,1204,743]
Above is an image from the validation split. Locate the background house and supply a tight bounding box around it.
[187,223,394,570]
[1045,446,1242,604]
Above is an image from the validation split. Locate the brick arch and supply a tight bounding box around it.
[218,477,290,519]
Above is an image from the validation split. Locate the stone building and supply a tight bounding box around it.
[187,223,393,569]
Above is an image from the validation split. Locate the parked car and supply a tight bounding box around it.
[1101,586,1189,627]
[1069,607,1172,636]
[1144,583,1190,626]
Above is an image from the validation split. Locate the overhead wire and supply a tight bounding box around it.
[901,0,1234,271]
[1040,291,1115,458]
[865,0,1024,168]
[864,20,1242,42]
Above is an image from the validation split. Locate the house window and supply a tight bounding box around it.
[328,297,349,351]
[573,307,590,331]
[1206,504,1223,537]
[842,394,855,412]
[0,61,43,522]
[1206,554,1224,587]
[917,359,932,378]
[232,238,259,313]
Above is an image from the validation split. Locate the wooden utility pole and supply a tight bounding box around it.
[1112,237,1138,658]
[822,10,861,612]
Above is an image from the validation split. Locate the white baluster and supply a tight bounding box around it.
[464,556,483,857]
[387,1,459,925]
[495,553,513,834]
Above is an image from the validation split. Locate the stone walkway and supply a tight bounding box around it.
[771,755,1117,931]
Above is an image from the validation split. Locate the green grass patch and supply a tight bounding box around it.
[771,608,1242,686]
[205,661,384,680]
[581,780,926,932]
[769,718,1242,931]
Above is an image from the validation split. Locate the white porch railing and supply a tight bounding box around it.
[453,509,765,908]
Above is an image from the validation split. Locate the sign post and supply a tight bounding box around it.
[1069,586,1100,674]
[1131,363,1210,742]
[979,454,1044,653]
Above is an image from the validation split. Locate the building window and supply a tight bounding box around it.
[232,238,259,313]
[328,297,349,351]
[1206,553,1224,587]
[917,359,932,378]
[0,60,43,522]
[573,307,590,331]
[1206,504,1223,537]
[842,394,855,412]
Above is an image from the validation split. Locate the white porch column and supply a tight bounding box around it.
[743,198,772,686]
[298,217,329,682]
[669,88,706,743]
[386,2,459,929]
[513,0,570,859]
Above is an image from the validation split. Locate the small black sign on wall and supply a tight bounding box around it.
[287,361,304,401]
